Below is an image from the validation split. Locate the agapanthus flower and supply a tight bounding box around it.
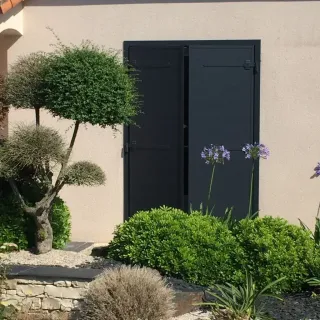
[242,143,270,160]
[201,144,230,165]
[314,162,320,177]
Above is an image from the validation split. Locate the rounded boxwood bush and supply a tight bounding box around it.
[107,207,244,286]
[42,41,139,128]
[234,216,316,293]
[0,195,71,250]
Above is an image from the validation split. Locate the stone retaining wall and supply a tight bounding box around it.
[0,265,204,319]
[1,277,88,317]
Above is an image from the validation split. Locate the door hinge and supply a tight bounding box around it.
[243,60,258,73]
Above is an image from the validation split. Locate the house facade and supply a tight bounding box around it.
[1,0,320,242]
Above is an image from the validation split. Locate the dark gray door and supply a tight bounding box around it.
[126,46,184,217]
[188,45,256,218]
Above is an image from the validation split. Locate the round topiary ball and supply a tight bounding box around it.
[107,206,244,286]
[80,265,175,320]
[4,52,47,109]
[234,216,316,293]
[42,41,139,128]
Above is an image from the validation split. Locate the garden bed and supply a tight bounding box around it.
[1,247,320,320]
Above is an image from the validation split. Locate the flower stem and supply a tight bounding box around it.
[207,164,216,214]
[248,161,255,218]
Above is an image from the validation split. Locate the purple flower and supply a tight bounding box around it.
[242,143,270,160]
[314,162,320,177]
[201,144,231,165]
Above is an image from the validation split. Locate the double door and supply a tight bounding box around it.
[124,41,260,219]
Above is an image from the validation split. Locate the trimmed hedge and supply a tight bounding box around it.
[234,216,316,293]
[0,195,71,250]
[107,207,244,286]
[107,208,319,293]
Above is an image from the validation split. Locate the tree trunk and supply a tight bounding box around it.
[35,212,53,254]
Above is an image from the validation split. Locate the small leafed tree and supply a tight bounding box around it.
[0,74,8,134]
[0,41,139,253]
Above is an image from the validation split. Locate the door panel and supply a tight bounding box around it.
[188,45,256,218]
[126,46,183,216]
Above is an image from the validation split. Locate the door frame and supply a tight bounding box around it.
[123,40,261,221]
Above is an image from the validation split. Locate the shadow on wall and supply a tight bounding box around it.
[25,0,320,6]
[0,4,22,25]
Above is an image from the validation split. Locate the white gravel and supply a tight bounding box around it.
[173,310,211,320]
[0,249,119,269]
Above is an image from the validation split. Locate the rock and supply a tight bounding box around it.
[60,299,74,311]
[42,298,61,310]
[91,246,109,257]
[71,281,88,288]
[73,300,81,310]
[1,298,21,310]
[53,281,68,287]
[17,285,44,297]
[174,291,204,317]
[27,298,42,310]
[17,279,53,285]
[45,285,84,299]
[3,280,17,290]
[3,243,18,251]
[6,290,17,295]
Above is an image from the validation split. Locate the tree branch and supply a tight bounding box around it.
[35,107,40,126]
[8,178,36,215]
[55,120,80,187]
[32,121,80,217]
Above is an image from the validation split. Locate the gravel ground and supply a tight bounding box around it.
[2,248,320,319]
[173,310,211,320]
[0,250,116,269]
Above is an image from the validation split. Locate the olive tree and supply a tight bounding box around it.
[1,41,139,253]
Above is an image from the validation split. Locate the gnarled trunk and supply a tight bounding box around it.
[35,212,53,254]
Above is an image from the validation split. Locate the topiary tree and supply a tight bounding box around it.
[1,40,139,253]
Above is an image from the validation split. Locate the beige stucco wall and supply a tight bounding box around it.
[4,0,320,241]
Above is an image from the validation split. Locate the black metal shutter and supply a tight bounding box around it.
[126,46,184,217]
[188,45,257,218]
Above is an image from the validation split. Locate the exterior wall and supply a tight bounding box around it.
[6,0,320,241]
[0,3,23,35]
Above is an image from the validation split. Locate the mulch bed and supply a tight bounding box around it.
[265,291,320,320]
[175,278,320,320]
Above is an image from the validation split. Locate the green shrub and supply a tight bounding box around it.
[0,196,71,250]
[234,216,316,293]
[107,206,244,286]
[43,41,139,128]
